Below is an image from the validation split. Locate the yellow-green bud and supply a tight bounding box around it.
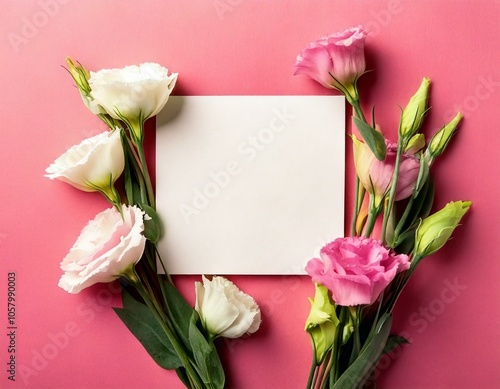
[65,57,105,115]
[400,78,431,139]
[426,113,463,164]
[305,284,339,363]
[415,201,471,258]
[66,57,91,95]
[405,133,426,155]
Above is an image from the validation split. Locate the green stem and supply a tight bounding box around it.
[390,195,416,247]
[347,90,368,238]
[351,101,367,124]
[348,306,363,366]
[122,134,148,205]
[331,307,347,384]
[306,361,318,389]
[154,244,173,284]
[381,138,404,243]
[128,273,205,389]
[136,140,156,208]
[318,351,333,389]
[363,196,381,237]
[99,184,122,213]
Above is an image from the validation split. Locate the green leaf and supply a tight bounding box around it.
[392,176,435,251]
[394,228,417,255]
[400,177,435,234]
[175,367,191,388]
[162,280,197,350]
[140,203,162,243]
[120,282,145,309]
[162,280,225,388]
[419,180,435,219]
[124,161,135,205]
[113,288,182,370]
[353,116,387,161]
[333,314,392,389]
[189,315,225,388]
[383,335,410,355]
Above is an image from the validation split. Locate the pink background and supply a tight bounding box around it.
[1,1,500,388]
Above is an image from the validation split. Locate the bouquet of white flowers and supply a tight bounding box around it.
[46,59,261,389]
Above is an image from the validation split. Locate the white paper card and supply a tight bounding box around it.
[156,96,345,274]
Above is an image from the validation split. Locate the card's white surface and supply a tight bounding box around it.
[156,96,345,274]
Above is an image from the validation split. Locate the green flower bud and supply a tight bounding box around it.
[66,57,91,93]
[404,133,426,155]
[400,78,431,140]
[65,57,105,115]
[426,113,463,164]
[305,284,339,363]
[415,201,471,257]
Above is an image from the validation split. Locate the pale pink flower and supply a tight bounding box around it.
[305,237,410,306]
[293,26,367,93]
[353,136,420,207]
[58,205,147,294]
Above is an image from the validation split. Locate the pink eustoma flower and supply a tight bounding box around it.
[305,237,410,306]
[353,136,420,207]
[58,205,147,294]
[293,26,367,94]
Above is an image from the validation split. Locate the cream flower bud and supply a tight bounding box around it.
[400,78,431,139]
[45,130,124,205]
[305,284,339,363]
[195,276,261,339]
[426,113,463,164]
[415,201,471,257]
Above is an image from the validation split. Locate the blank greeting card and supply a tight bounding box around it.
[156,96,345,274]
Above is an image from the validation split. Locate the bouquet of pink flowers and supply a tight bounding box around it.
[294,26,471,389]
[45,60,261,389]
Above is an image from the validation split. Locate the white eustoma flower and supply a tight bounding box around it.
[45,130,124,204]
[195,275,261,339]
[89,62,177,142]
[59,205,147,294]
